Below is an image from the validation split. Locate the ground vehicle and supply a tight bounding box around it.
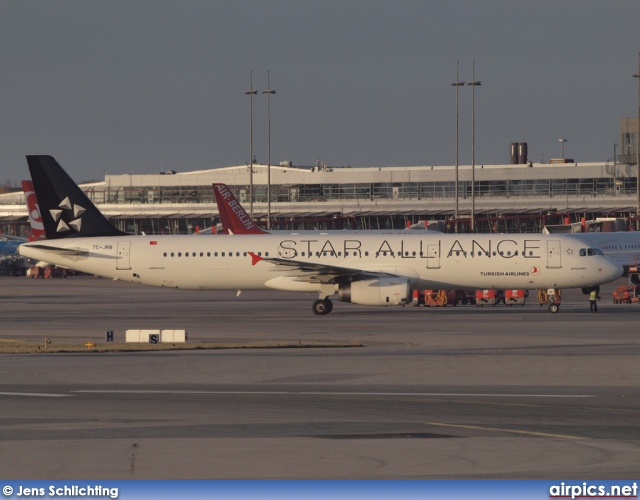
[505,289,526,306]
[612,270,640,304]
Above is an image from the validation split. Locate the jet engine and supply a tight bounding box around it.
[338,277,410,306]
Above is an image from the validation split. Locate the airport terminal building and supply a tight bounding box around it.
[0,155,638,236]
[2,122,640,236]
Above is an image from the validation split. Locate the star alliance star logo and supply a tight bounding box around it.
[49,196,86,233]
[566,248,574,255]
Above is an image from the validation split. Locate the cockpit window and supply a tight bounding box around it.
[580,247,604,257]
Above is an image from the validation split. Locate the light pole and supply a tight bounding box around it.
[467,61,481,232]
[559,138,567,159]
[262,71,276,230]
[451,62,465,233]
[244,71,257,218]
[100,170,108,203]
[633,51,640,230]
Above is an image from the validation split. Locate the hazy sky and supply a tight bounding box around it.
[0,1,638,182]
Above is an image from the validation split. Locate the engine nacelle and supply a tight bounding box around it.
[338,277,410,306]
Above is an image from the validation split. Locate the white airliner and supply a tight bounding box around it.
[19,156,622,314]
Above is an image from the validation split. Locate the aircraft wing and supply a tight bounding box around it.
[249,252,394,283]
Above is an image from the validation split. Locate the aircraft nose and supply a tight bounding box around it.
[604,258,624,281]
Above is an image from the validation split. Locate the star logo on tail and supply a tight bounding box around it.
[49,196,86,233]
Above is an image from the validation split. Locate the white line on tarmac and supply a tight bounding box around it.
[72,390,595,398]
[0,392,71,397]
[424,421,583,439]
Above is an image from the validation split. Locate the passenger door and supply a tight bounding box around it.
[117,241,131,270]
[427,243,441,269]
[546,240,561,269]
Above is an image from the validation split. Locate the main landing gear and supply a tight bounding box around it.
[312,298,333,315]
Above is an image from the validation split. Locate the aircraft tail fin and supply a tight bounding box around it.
[212,183,268,234]
[26,155,126,239]
[21,180,45,241]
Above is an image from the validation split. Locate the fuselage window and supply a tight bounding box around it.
[207,252,210,257]
[265,252,269,257]
[365,251,369,256]
[222,252,225,257]
[185,253,189,257]
[178,252,182,257]
[171,252,174,257]
[163,252,167,257]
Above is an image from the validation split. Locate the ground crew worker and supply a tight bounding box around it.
[589,288,600,313]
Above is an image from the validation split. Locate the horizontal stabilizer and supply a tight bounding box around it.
[20,243,89,256]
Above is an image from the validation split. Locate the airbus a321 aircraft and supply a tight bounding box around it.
[19,156,622,315]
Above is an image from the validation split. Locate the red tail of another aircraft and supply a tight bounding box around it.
[21,180,46,241]
[212,183,268,234]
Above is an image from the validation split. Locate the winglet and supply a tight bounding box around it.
[213,183,268,234]
[248,252,263,266]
